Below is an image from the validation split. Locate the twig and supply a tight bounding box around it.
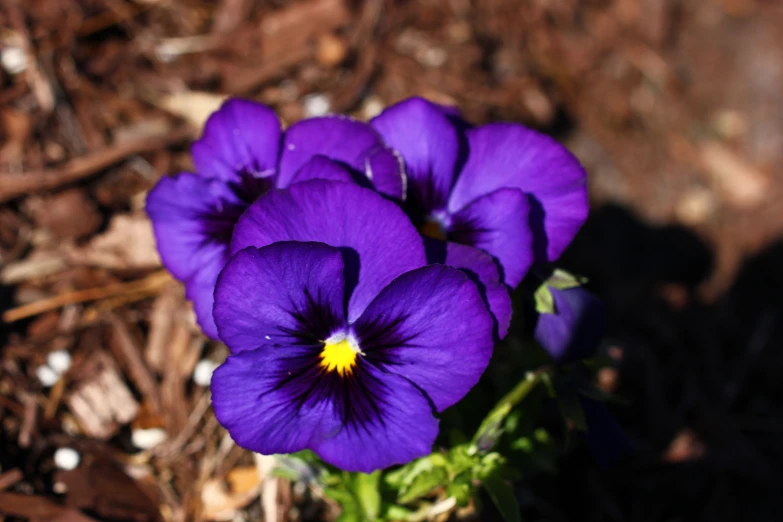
[106,314,163,413]
[0,127,193,203]
[2,271,172,323]
[18,393,37,448]
[0,469,23,491]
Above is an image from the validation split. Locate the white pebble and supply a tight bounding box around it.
[0,47,28,75]
[193,359,219,386]
[132,427,167,449]
[302,93,331,117]
[46,350,72,375]
[54,447,80,470]
[36,365,59,387]
[361,97,385,119]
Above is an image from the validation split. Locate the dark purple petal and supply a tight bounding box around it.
[312,362,438,472]
[214,242,346,353]
[184,263,224,339]
[424,239,512,340]
[448,188,533,287]
[448,123,588,263]
[231,180,426,322]
[212,347,437,472]
[191,98,282,182]
[353,265,494,411]
[211,347,339,456]
[146,172,243,282]
[371,97,461,213]
[289,155,357,185]
[534,286,606,364]
[276,116,387,188]
[364,147,406,200]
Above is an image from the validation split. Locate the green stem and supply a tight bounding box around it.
[471,366,554,451]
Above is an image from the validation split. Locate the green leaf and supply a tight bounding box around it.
[475,452,506,481]
[325,487,362,522]
[385,453,447,490]
[534,270,588,315]
[398,467,448,504]
[510,436,533,453]
[533,284,555,315]
[446,444,478,476]
[547,269,587,290]
[382,504,413,521]
[482,475,522,522]
[447,480,473,507]
[352,471,382,521]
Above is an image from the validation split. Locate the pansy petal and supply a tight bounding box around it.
[289,155,357,185]
[231,180,426,322]
[424,239,512,340]
[371,97,461,212]
[448,123,588,262]
[212,347,339,456]
[448,187,533,287]
[354,265,494,411]
[312,363,438,473]
[191,98,282,181]
[146,172,243,283]
[365,147,406,200]
[534,286,606,364]
[277,117,386,188]
[214,242,346,353]
[184,262,225,339]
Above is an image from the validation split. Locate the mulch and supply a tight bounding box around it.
[2,0,782,520]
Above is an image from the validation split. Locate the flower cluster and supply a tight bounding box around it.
[146,97,588,472]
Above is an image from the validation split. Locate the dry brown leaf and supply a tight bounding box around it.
[700,142,769,208]
[201,467,262,521]
[150,91,227,129]
[64,213,160,270]
[1,249,68,285]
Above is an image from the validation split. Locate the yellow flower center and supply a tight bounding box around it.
[418,220,446,241]
[319,338,360,377]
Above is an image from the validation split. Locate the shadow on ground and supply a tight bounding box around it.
[525,204,783,522]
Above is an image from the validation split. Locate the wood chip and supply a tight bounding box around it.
[107,314,162,414]
[67,355,139,439]
[56,457,164,522]
[0,492,97,521]
[662,428,707,463]
[25,188,102,240]
[145,286,182,372]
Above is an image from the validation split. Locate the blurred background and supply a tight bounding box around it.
[1,0,782,520]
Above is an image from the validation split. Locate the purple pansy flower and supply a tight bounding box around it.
[211,180,494,472]
[146,98,404,338]
[533,277,632,465]
[369,98,589,336]
[534,285,607,365]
